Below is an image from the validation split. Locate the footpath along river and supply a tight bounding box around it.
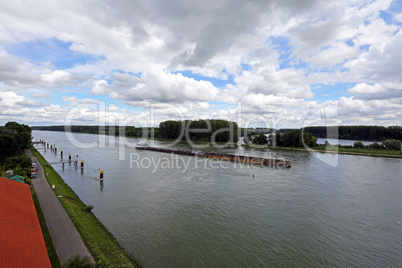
[33,130,402,267]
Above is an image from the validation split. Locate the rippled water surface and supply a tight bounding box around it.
[33,131,402,267]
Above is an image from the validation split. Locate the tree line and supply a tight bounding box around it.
[352,140,401,151]
[302,125,402,141]
[32,119,239,143]
[246,130,317,148]
[159,119,238,143]
[32,125,148,137]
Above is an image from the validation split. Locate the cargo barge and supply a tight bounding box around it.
[136,144,291,168]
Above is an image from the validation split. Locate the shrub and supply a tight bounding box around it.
[83,205,94,213]
[62,254,94,267]
[369,142,382,149]
[353,141,365,149]
[62,254,108,268]
[382,139,402,151]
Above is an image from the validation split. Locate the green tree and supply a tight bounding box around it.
[369,142,382,149]
[0,135,19,164]
[382,139,402,150]
[353,141,365,149]
[253,133,268,145]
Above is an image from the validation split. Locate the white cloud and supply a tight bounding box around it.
[348,83,402,100]
[31,91,51,99]
[394,13,402,22]
[41,70,71,83]
[0,91,25,106]
[91,80,109,95]
[109,71,219,104]
[0,0,402,127]
[349,83,386,94]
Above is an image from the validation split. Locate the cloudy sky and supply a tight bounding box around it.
[1,0,402,129]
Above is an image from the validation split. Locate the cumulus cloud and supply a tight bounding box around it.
[349,83,386,94]
[41,70,71,83]
[109,71,219,104]
[31,91,51,99]
[90,80,109,95]
[0,0,402,127]
[349,83,402,100]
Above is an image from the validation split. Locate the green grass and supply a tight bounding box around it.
[266,145,402,158]
[31,147,139,267]
[31,187,61,268]
[336,146,402,156]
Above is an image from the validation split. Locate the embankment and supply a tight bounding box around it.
[31,147,139,267]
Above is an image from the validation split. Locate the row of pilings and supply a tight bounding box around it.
[36,139,103,182]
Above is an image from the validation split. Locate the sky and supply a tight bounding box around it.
[1,0,402,129]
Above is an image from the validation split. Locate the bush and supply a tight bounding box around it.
[62,254,108,268]
[62,254,94,267]
[2,155,32,176]
[382,139,402,151]
[353,141,365,149]
[369,142,383,150]
[83,205,94,213]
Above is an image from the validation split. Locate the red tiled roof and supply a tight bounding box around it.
[0,177,51,268]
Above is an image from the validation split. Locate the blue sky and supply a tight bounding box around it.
[1,0,402,128]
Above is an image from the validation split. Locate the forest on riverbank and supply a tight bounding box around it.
[32,119,240,143]
[0,121,32,177]
[302,125,402,141]
[32,124,402,143]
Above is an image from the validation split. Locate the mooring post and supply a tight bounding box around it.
[61,150,63,159]
[81,160,84,169]
[69,154,71,161]
[55,147,57,154]
[100,170,104,181]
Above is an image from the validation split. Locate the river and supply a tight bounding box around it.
[32,131,402,267]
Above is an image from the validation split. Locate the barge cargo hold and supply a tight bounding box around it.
[135,144,291,168]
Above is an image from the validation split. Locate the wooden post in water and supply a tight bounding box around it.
[100,170,104,182]
[69,154,71,161]
[61,150,63,159]
[55,147,57,154]
[81,161,84,169]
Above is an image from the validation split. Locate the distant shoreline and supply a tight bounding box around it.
[33,129,402,159]
[265,145,402,159]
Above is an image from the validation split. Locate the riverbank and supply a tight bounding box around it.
[266,145,402,158]
[31,147,139,267]
[32,129,239,147]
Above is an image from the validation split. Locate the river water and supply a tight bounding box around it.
[33,131,402,267]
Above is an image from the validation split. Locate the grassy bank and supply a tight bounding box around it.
[31,147,139,267]
[266,145,402,158]
[31,187,61,267]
